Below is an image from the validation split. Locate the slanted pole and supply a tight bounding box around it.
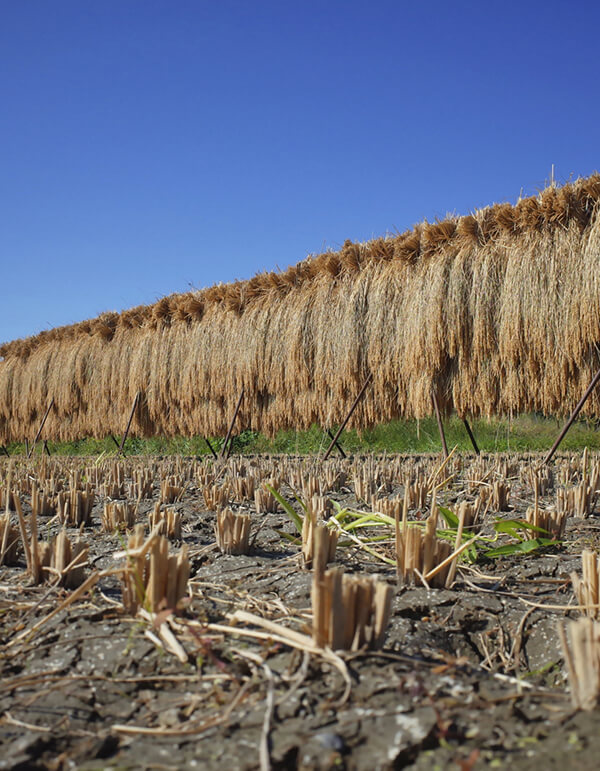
[431,391,449,459]
[225,434,237,461]
[543,367,600,466]
[221,389,244,459]
[323,373,373,461]
[462,418,480,455]
[204,437,218,460]
[0,446,9,457]
[28,398,55,458]
[43,440,51,457]
[110,435,121,452]
[118,392,140,457]
[326,429,347,459]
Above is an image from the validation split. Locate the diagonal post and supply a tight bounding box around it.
[431,390,449,459]
[28,398,55,458]
[323,373,373,461]
[109,434,121,452]
[0,446,9,457]
[221,389,244,459]
[204,437,218,460]
[118,392,140,457]
[43,440,51,457]
[543,366,600,465]
[462,418,480,455]
[326,429,347,459]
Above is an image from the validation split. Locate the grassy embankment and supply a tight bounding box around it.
[6,414,600,457]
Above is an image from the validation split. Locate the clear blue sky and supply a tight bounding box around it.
[2,0,599,344]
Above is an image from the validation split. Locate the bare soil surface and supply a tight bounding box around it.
[2,452,600,770]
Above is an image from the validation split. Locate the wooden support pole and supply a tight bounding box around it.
[225,434,237,461]
[28,398,55,459]
[204,437,218,460]
[221,389,244,459]
[323,373,373,461]
[431,391,449,459]
[326,429,347,459]
[543,367,600,466]
[109,434,121,452]
[0,446,9,457]
[118,392,140,457]
[43,440,51,457]
[462,418,480,455]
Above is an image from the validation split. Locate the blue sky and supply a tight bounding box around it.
[2,0,599,343]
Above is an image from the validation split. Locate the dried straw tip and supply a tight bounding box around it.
[214,507,251,555]
[148,502,182,540]
[31,528,88,589]
[302,497,337,570]
[254,485,279,514]
[203,483,229,511]
[57,485,95,527]
[558,617,600,710]
[31,485,55,518]
[102,500,137,532]
[525,505,566,539]
[160,475,186,504]
[491,481,511,512]
[556,478,598,518]
[119,524,189,614]
[397,514,454,589]
[230,474,256,503]
[311,565,393,651]
[571,550,600,619]
[0,513,20,565]
[130,467,154,499]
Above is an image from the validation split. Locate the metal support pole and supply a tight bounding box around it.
[118,392,140,457]
[323,373,373,461]
[326,429,347,459]
[221,389,244,459]
[28,398,55,458]
[204,437,218,460]
[543,366,600,465]
[462,418,480,455]
[431,391,449,459]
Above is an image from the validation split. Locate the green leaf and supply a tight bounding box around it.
[493,519,550,540]
[291,490,308,514]
[483,537,556,558]
[273,529,302,545]
[265,485,303,534]
[438,506,459,529]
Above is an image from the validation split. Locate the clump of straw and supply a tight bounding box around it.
[215,508,251,555]
[148,502,182,540]
[118,524,189,614]
[32,529,88,589]
[311,559,392,651]
[302,496,337,570]
[102,500,137,532]
[0,513,19,565]
[558,617,600,710]
[571,550,600,618]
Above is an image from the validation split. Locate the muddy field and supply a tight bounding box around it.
[2,451,600,770]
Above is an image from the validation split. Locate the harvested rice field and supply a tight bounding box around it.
[3,450,600,770]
